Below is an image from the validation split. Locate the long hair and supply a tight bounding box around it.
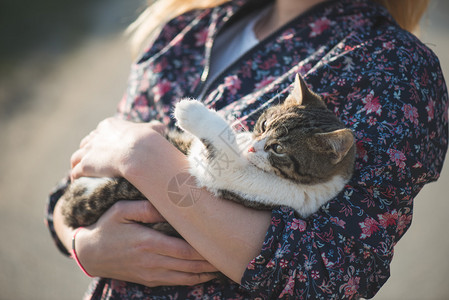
[372,0,430,32]
[127,0,228,56]
[128,0,430,55]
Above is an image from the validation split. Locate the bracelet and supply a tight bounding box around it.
[71,227,93,278]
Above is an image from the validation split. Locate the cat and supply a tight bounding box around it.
[61,74,355,232]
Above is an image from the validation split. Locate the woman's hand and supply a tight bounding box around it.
[70,118,166,180]
[73,200,218,286]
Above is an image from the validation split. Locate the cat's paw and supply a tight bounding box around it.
[174,99,211,133]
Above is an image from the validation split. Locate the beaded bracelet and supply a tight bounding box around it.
[71,227,93,277]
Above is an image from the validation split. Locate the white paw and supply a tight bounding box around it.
[174,99,211,133]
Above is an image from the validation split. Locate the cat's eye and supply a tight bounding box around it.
[270,143,286,155]
[261,120,267,131]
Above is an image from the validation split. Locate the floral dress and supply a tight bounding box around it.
[46,0,448,299]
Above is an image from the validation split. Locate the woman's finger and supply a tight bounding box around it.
[112,200,166,224]
[70,149,94,180]
[70,163,82,181]
[148,254,218,273]
[141,270,217,287]
[70,148,83,169]
[147,231,207,261]
[148,120,167,135]
[80,130,95,148]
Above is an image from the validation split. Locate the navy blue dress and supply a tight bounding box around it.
[47,0,448,298]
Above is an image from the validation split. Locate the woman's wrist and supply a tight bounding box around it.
[71,227,93,277]
[120,128,178,180]
[54,199,94,276]
[117,124,158,177]
[53,198,76,253]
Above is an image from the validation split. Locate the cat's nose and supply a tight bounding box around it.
[248,147,256,153]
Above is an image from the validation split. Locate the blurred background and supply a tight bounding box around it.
[0,0,448,299]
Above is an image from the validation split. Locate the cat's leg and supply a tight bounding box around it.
[174,99,244,162]
[61,177,145,228]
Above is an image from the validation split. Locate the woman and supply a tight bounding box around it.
[47,0,448,298]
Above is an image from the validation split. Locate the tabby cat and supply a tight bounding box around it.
[61,75,355,231]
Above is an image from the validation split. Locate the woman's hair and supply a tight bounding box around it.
[128,0,430,55]
[372,0,430,32]
[127,0,228,56]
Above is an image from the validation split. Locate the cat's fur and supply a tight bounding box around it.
[61,75,355,230]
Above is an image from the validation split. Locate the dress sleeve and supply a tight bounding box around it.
[240,37,449,298]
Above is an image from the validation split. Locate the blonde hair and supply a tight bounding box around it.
[127,0,229,56]
[128,0,430,55]
[372,0,430,32]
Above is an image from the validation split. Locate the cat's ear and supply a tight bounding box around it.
[308,128,354,164]
[287,74,307,105]
[286,74,325,108]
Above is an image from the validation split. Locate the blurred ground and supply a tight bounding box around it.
[0,1,448,299]
[0,1,145,299]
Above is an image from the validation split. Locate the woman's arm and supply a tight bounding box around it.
[122,136,272,283]
[70,118,272,283]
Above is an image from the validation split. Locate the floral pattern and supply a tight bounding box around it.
[46,0,448,299]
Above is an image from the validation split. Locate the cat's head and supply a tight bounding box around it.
[246,75,355,184]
